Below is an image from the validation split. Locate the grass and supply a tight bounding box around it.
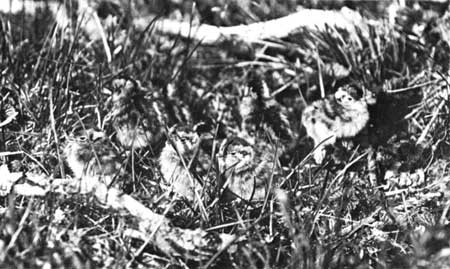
[1,0,450,268]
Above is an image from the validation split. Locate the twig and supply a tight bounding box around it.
[271,79,295,98]
[0,110,18,128]
[416,99,446,145]
[339,207,381,236]
[128,199,175,267]
[3,1,373,45]
[316,52,325,99]
[0,151,23,157]
[440,201,450,225]
[0,170,235,263]
[206,219,253,232]
[5,199,33,252]
[137,7,369,45]
[385,79,439,94]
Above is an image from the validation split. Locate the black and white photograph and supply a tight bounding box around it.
[1,0,450,268]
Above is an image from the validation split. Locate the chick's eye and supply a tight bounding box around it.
[347,97,353,101]
[78,136,88,142]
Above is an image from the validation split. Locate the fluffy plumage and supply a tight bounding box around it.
[239,75,293,142]
[109,78,165,150]
[64,128,123,187]
[301,84,370,164]
[218,137,277,201]
[158,125,203,201]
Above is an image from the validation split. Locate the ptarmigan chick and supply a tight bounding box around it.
[158,125,203,202]
[218,137,277,201]
[301,84,370,164]
[64,128,123,190]
[109,78,164,150]
[239,75,293,142]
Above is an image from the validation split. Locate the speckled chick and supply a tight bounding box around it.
[239,77,293,142]
[158,126,203,202]
[218,137,277,201]
[301,84,370,164]
[109,78,164,150]
[64,128,123,188]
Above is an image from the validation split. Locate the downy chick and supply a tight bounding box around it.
[301,84,370,164]
[159,125,203,202]
[218,137,278,201]
[109,78,165,150]
[239,74,293,142]
[64,127,123,191]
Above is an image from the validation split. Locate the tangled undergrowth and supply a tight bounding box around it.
[2,0,450,268]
